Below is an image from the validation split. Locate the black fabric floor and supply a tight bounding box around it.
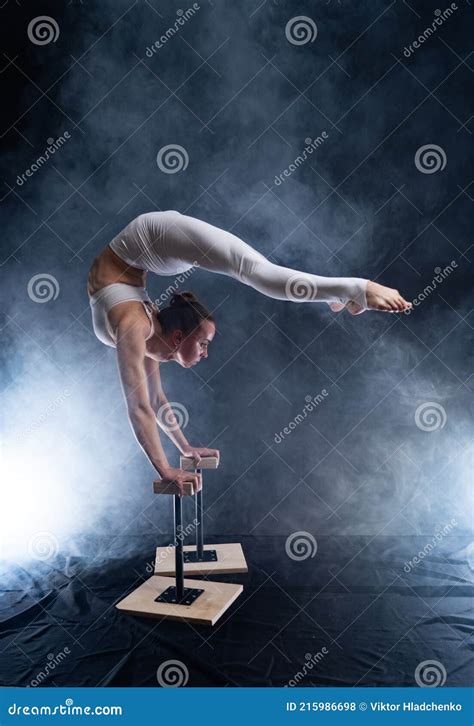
[1,535,473,687]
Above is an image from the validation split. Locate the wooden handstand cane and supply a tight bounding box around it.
[115,457,245,625]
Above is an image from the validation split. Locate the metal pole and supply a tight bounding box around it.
[174,494,184,600]
[195,468,204,560]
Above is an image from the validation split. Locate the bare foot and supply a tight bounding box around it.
[365,281,412,313]
[330,282,412,315]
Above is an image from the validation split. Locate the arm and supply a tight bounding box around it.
[115,317,172,476]
[145,356,220,465]
[144,356,191,454]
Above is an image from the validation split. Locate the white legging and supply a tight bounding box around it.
[92,212,370,347]
[108,211,369,308]
[147,212,369,308]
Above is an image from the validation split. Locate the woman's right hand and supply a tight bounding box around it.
[158,467,202,495]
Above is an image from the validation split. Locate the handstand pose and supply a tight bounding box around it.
[87,211,412,491]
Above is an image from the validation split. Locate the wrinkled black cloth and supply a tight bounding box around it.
[1,535,472,687]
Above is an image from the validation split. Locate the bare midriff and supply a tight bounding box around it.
[87,245,147,296]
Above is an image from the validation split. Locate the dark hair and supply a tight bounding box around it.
[157,291,215,335]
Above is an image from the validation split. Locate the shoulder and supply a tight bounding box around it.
[108,301,150,344]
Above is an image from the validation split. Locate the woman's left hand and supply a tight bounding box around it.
[181,447,220,465]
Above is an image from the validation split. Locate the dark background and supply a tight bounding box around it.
[1,0,472,688]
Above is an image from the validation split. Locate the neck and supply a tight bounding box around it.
[145,316,177,362]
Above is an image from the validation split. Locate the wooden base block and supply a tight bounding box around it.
[154,542,248,576]
[115,575,243,625]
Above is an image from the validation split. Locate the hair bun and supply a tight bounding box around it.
[170,291,198,307]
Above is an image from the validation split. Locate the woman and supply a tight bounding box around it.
[87,210,412,491]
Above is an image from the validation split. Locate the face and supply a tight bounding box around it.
[172,320,216,368]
